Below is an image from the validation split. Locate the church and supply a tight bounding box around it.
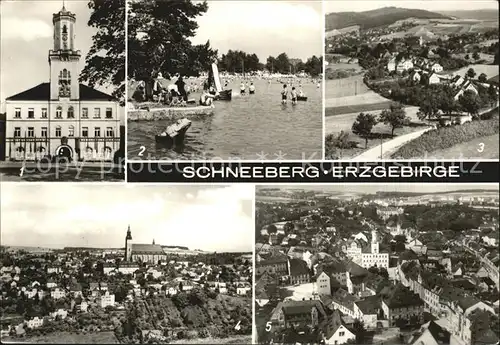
[4,5,120,162]
[124,226,167,264]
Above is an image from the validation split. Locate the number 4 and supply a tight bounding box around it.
[477,143,485,153]
[265,321,272,332]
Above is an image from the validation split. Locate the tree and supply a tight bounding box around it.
[80,0,125,103]
[304,55,322,77]
[352,319,368,344]
[283,222,294,234]
[488,84,498,106]
[128,0,217,79]
[352,112,378,148]
[266,224,278,234]
[478,73,488,83]
[459,90,481,117]
[379,103,409,137]
[467,68,476,79]
[472,51,480,61]
[417,94,440,120]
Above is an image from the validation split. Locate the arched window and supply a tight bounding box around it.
[56,106,62,118]
[68,125,75,137]
[58,69,71,97]
[67,106,74,118]
[62,25,67,34]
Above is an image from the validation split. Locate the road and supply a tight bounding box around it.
[351,126,434,160]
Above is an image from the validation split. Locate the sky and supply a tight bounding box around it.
[263,184,499,194]
[0,184,254,252]
[0,1,124,120]
[325,0,498,13]
[190,0,323,62]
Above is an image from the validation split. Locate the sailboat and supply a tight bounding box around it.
[209,64,232,101]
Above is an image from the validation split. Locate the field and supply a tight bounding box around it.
[325,63,363,72]
[325,75,394,116]
[325,75,371,99]
[3,331,119,344]
[451,64,499,79]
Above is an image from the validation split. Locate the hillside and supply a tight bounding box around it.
[325,6,450,30]
[438,9,499,21]
[120,290,252,342]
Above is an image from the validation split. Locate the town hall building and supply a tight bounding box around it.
[4,5,120,161]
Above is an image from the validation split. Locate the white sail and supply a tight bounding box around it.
[212,63,222,92]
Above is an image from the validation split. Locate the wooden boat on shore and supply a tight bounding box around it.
[297,96,308,101]
[155,118,192,145]
[216,89,232,101]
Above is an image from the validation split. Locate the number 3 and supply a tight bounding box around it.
[477,143,485,153]
[265,321,272,332]
[138,146,146,157]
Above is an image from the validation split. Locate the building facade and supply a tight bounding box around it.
[4,5,120,162]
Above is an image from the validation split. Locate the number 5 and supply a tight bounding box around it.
[265,321,272,332]
[477,143,485,153]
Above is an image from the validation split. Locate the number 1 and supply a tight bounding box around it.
[19,166,24,177]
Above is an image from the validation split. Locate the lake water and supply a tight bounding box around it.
[128,78,323,160]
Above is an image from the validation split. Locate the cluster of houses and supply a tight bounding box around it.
[0,251,252,338]
[255,198,499,345]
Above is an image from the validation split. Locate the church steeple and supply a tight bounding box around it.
[152,239,155,245]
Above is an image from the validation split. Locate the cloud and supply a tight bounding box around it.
[1,17,52,41]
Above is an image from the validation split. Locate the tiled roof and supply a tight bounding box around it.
[131,244,165,254]
[6,82,115,101]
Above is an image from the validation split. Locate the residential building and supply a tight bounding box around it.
[381,284,424,327]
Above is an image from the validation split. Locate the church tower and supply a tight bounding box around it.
[48,3,81,100]
[371,229,379,254]
[152,239,155,245]
[125,225,133,261]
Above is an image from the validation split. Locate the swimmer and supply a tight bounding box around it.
[281,84,288,104]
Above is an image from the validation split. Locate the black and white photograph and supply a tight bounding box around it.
[0,184,254,344]
[127,0,323,161]
[324,0,499,160]
[0,0,125,181]
[255,184,499,344]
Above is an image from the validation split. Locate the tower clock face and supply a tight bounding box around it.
[62,33,68,42]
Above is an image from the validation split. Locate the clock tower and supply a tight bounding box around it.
[48,4,81,101]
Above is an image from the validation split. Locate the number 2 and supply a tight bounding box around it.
[138,146,146,157]
[477,143,485,153]
[265,321,272,332]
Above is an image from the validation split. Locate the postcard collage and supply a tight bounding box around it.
[0,0,499,344]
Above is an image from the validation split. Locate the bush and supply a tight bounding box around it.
[391,114,499,158]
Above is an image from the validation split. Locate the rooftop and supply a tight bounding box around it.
[6,83,115,101]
